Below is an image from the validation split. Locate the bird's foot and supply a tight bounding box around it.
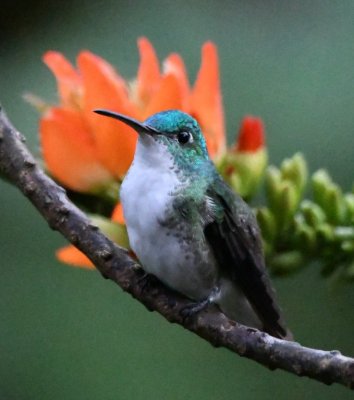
[179,287,220,323]
[180,298,211,323]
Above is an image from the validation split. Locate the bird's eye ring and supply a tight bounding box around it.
[177,131,192,144]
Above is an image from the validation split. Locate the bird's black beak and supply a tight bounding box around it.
[94,109,159,135]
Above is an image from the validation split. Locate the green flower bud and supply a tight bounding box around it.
[222,148,268,199]
[90,214,129,248]
[281,153,308,193]
[312,170,346,223]
[325,186,346,224]
[294,223,317,252]
[266,163,303,229]
[256,207,277,243]
[265,166,282,211]
[312,169,332,207]
[269,251,305,275]
[344,193,354,222]
[316,223,335,243]
[277,182,299,228]
[300,200,327,227]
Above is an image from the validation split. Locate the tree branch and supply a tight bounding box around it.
[0,106,353,390]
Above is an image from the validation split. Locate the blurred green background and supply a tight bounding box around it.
[1,0,354,399]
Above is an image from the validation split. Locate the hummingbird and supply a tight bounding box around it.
[95,109,290,339]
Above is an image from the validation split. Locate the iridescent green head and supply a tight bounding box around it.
[94,109,210,167]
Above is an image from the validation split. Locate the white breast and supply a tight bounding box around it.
[120,136,217,300]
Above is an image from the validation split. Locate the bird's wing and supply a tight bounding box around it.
[204,178,288,339]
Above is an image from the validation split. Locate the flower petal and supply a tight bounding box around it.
[40,107,113,192]
[190,42,226,158]
[136,37,161,108]
[78,51,138,178]
[164,53,190,110]
[111,202,125,224]
[236,116,265,152]
[143,74,183,119]
[43,51,82,108]
[56,245,94,269]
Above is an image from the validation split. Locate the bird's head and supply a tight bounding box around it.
[94,109,210,171]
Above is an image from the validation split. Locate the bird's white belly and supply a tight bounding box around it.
[121,165,216,300]
[122,173,262,328]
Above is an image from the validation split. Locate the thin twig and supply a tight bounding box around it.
[0,106,353,389]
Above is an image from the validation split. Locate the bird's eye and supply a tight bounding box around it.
[177,131,192,144]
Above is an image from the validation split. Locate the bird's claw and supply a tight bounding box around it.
[180,298,210,323]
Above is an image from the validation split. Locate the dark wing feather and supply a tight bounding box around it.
[205,178,288,339]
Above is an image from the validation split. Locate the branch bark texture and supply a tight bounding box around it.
[0,106,353,389]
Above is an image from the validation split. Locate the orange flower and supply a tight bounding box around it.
[41,38,225,195]
[56,245,94,269]
[45,38,226,267]
[235,115,265,152]
[41,51,138,191]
